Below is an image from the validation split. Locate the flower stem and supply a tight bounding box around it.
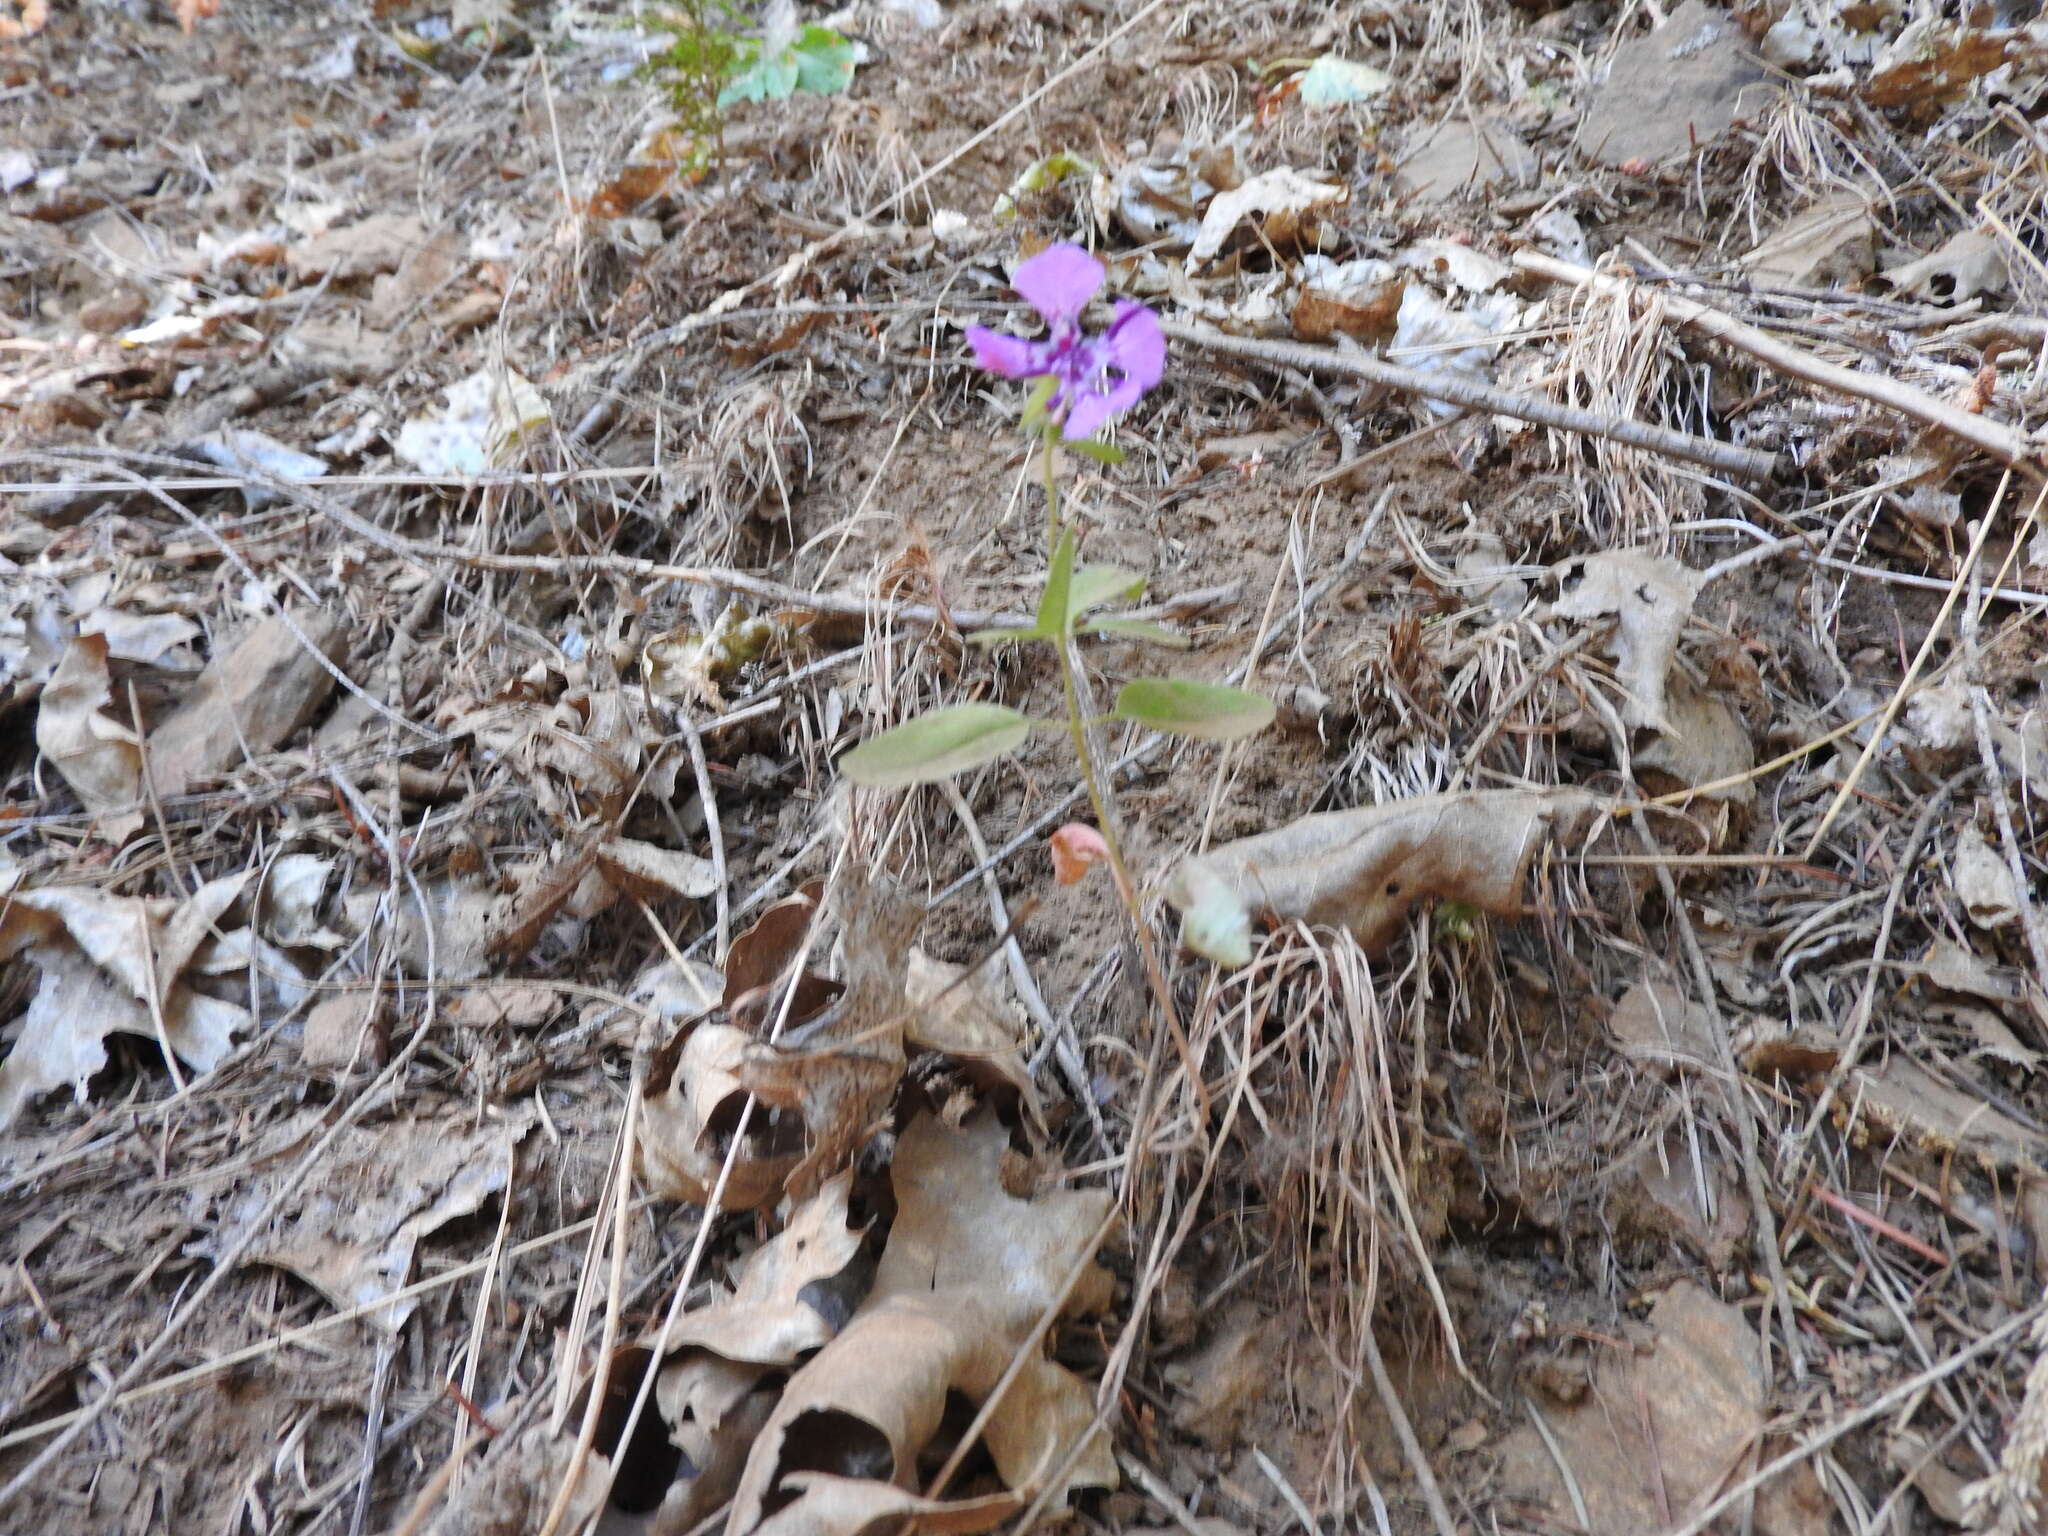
[1038,432,1201,1107]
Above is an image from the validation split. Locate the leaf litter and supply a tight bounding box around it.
[5,0,2048,1532]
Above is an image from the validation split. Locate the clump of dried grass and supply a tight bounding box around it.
[1545,278,1709,543]
[808,99,928,219]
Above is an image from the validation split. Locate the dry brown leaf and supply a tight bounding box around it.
[728,1112,1116,1534]
[739,880,921,1201]
[1953,824,2021,930]
[0,871,271,1128]
[724,882,841,1033]
[1163,1303,1277,1449]
[342,877,514,983]
[646,1174,873,1526]
[36,633,144,841]
[903,948,1039,1117]
[667,1170,870,1364]
[145,609,347,799]
[639,1021,803,1210]
[211,1110,533,1329]
[1862,22,2029,109]
[1606,980,1716,1075]
[1884,228,2008,302]
[1634,670,1754,807]
[300,992,381,1071]
[285,213,428,283]
[1849,1055,2048,1172]
[443,981,560,1029]
[595,836,719,902]
[1549,548,1702,734]
[1497,1281,1828,1534]
[1166,787,1601,957]
[1187,167,1347,268]
[1740,195,1877,287]
[1919,935,2048,1045]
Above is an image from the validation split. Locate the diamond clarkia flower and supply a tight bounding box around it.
[965,243,1166,441]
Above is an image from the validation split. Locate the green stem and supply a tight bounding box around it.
[1039,431,1200,1102]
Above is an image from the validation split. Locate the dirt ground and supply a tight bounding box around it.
[4,0,2048,1532]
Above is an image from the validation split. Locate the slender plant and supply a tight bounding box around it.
[642,1,857,172]
[842,244,1274,1024]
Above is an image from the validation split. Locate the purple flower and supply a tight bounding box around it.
[966,243,1166,441]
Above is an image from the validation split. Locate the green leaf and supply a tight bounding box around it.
[966,624,1046,647]
[1017,375,1059,434]
[717,45,797,104]
[840,704,1034,787]
[790,24,856,93]
[1113,678,1275,741]
[1036,525,1078,637]
[1083,617,1191,649]
[992,150,1097,222]
[1067,565,1147,617]
[1065,438,1126,466]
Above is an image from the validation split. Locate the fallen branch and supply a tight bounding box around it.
[1159,317,1781,484]
[1515,250,2045,473]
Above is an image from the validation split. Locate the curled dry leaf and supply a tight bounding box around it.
[639,1021,804,1211]
[1187,167,1347,268]
[1883,229,2008,303]
[740,880,922,1201]
[903,947,1040,1123]
[1166,788,1602,959]
[722,881,841,1033]
[595,835,719,902]
[728,1112,1117,1535]
[36,632,144,842]
[0,866,279,1129]
[645,1172,873,1527]
[1953,824,2020,930]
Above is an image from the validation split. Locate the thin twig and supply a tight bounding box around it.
[1661,1300,2043,1536]
[1160,318,1781,482]
[1360,1324,1459,1536]
[1516,251,2045,472]
[1634,813,1805,1385]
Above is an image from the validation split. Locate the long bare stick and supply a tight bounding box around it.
[1159,318,1781,483]
[1516,251,2045,471]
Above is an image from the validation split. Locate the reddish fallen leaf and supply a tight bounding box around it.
[1049,823,1111,887]
[175,0,221,32]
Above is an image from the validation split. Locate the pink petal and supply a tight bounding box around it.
[1104,301,1166,390]
[1060,390,1117,441]
[1011,243,1104,326]
[966,325,1046,380]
